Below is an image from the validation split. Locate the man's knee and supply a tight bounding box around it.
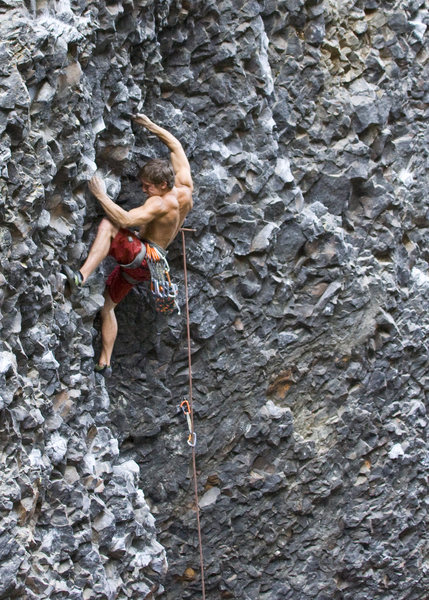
[101,290,117,317]
[98,217,119,239]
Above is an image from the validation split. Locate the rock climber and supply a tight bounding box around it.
[64,114,193,377]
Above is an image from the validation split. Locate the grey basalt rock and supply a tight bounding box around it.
[1,0,429,599]
[0,1,170,598]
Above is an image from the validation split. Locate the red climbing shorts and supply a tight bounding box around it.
[106,228,150,304]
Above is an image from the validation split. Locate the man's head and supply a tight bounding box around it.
[139,158,175,195]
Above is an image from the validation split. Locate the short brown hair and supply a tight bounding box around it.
[139,159,175,190]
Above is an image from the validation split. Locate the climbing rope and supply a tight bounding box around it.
[180,228,206,600]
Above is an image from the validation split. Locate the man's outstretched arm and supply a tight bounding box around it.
[133,114,193,190]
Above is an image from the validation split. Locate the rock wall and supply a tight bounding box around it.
[1,0,428,599]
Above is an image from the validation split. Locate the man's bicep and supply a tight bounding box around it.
[170,143,192,180]
[127,198,164,226]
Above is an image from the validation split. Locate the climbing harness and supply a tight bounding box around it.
[180,228,206,600]
[119,239,180,314]
[145,242,180,314]
[119,242,147,269]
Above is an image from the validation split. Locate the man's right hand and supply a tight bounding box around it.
[88,174,107,199]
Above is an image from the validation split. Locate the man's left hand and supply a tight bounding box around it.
[132,113,155,130]
[88,174,107,198]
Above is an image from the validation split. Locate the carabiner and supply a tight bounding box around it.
[168,283,178,298]
[180,400,191,415]
[187,432,197,447]
[152,280,161,296]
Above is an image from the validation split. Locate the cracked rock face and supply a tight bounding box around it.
[1,1,428,599]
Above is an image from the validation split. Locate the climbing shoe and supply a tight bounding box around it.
[64,265,83,292]
[94,364,112,378]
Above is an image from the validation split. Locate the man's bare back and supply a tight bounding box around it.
[140,191,180,248]
[138,178,193,248]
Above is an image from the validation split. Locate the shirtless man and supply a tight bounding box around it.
[64,114,193,376]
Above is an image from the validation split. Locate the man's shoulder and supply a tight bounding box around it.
[145,192,179,215]
[174,184,193,202]
[140,194,167,214]
[176,187,193,215]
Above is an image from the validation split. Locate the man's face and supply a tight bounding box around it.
[141,179,166,197]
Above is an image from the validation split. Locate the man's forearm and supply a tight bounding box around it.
[94,191,129,228]
[145,121,182,152]
[133,114,191,183]
[133,114,182,151]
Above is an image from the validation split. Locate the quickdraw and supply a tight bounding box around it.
[180,399,197,447]
[145,244,180,314]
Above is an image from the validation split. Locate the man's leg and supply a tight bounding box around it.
[97,289,118,369]
[65,218,119,291]
[80,218,119,283]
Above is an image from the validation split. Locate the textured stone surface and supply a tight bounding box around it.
[1,0,428,599]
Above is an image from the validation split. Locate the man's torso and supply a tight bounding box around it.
[139,185,192,248]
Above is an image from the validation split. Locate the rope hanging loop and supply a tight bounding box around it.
[180,227,206,599]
